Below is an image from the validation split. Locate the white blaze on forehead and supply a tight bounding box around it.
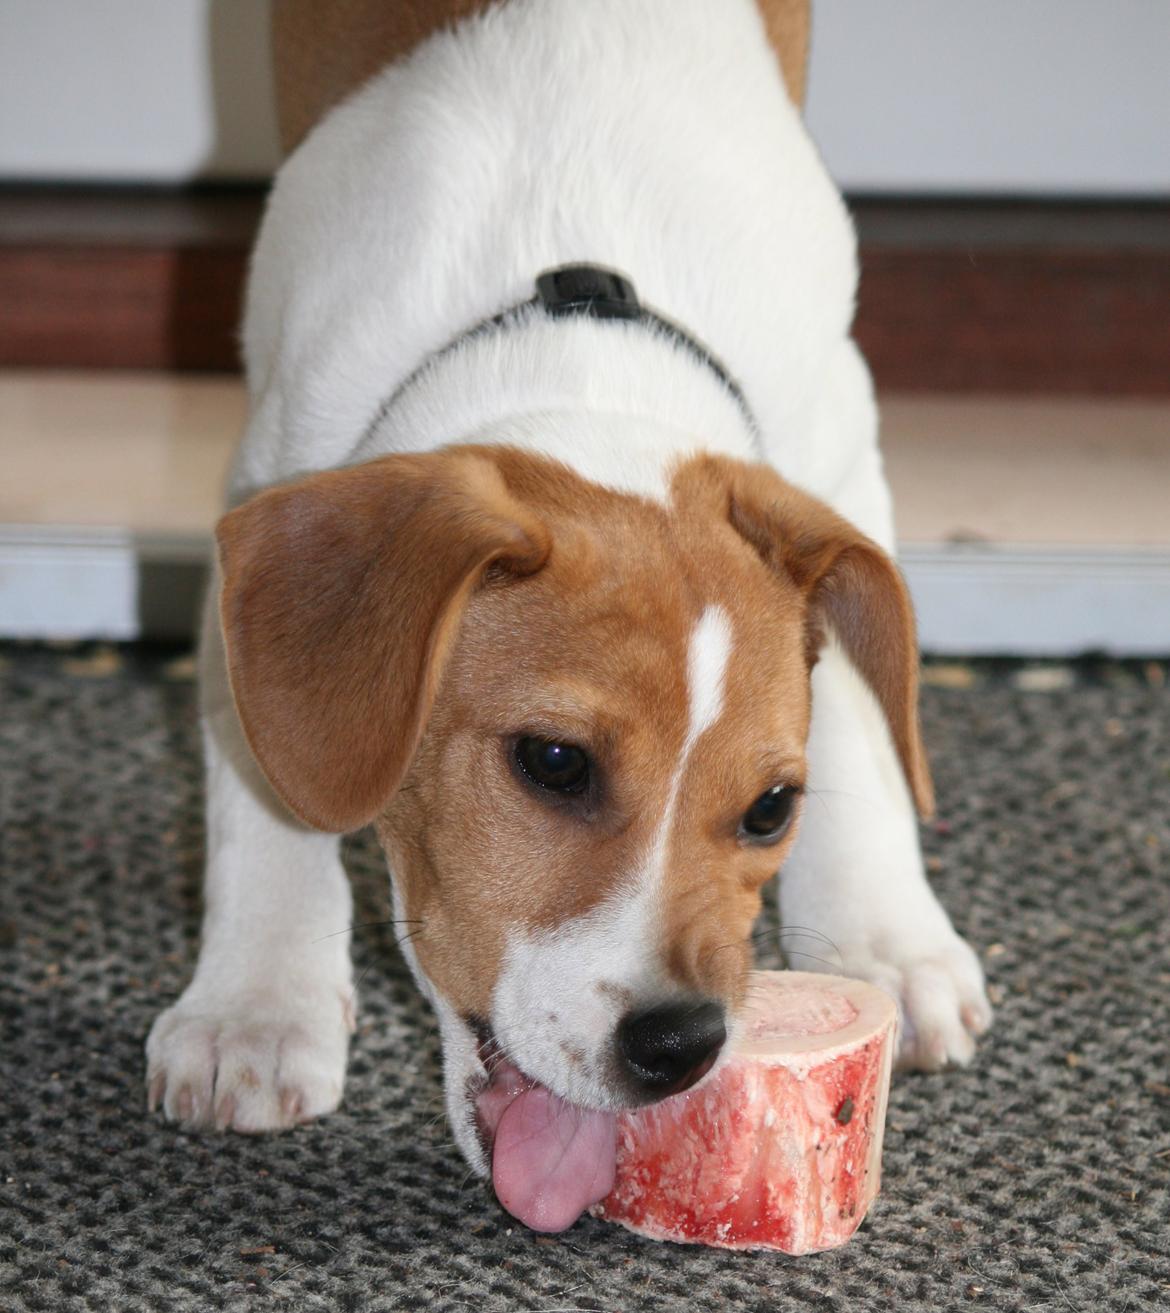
[645,604,733,881]
[668,606,734,824]
[685,606,733,751]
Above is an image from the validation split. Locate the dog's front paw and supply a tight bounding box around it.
[146,982,356,1132]
[827,932,992,1072]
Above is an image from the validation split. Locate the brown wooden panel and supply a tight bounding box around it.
[1,188,1167,391]
[0,245,246,371]
[856,247,1170,394]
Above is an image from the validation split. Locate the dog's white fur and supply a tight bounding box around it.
[148,0,989,1156]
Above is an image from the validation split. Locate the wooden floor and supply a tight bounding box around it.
[3,371,1167,547]
[1,371,242,534]
[880,394,1170,547]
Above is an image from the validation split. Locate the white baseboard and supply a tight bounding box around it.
[0,526,209,641]
[901,544,1170,656]
[2,526,1167,656]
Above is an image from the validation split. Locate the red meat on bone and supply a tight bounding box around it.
[591,970,897,1254]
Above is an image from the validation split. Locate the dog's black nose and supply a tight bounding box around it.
[617,999,726,1099]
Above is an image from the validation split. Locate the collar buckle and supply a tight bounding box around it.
[535,264,641,321]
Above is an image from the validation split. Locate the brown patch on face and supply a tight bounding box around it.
[377,451,695,1015]
[713,455,934,817]
[223,441,930,1032]
[378,447,822,1020]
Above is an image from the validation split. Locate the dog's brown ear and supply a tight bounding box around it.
[216,451,550,832]
[719,458,934,818]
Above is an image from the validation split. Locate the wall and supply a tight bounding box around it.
[0,0,279,180]
[805,0,1170,194]
[0,0,1167,193]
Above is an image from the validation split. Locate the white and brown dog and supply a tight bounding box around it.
[146,0,991,1233]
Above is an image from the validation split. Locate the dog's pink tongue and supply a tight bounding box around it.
[491,1085,617,1233]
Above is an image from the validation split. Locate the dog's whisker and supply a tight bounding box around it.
[699,938,753,967]
[781,948,846,972]
[802,785,836,817]
[805,785,889,812]
[778,925,844,961]
[312,917,424,944]
[343,960,381,1022]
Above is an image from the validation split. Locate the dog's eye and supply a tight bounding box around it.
[740,784,798,843]
[515,737,590,794]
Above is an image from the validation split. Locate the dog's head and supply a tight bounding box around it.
[216,444,931,1230]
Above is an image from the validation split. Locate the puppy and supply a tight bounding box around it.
[146,0,991,1233]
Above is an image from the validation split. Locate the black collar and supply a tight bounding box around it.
[363,263,758,443]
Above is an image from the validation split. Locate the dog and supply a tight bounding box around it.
[146,0,991,1234]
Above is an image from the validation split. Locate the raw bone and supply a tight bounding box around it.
[592,970,897,1254]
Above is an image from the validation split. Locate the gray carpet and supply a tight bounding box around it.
[1,644,1167,1312]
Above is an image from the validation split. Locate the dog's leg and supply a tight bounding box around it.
[145,583,355,1131]
[777,341,992,1071]
[779,644,992,1070]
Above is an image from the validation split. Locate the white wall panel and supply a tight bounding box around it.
[0,0,279,181]
[803,0,1170,194]
[0,0,1166,193]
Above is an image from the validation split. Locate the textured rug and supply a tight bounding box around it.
[1,644,1167,1312]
